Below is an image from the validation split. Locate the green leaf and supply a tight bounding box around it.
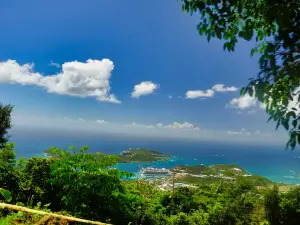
[282,120,289,130]
[0,188,12,202]
[286,111,296,119]
[240,87,245,96]
[16,202,25,206]
[267,115,273,123]
[292,120,297,129]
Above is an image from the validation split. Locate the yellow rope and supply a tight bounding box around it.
[0,203,111,225]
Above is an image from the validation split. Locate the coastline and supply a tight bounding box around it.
[116,154,300,186]
[26,146,300,185]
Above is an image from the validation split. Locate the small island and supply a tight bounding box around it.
[116,148,172,163]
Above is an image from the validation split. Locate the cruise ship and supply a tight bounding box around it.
[140,167,172,176]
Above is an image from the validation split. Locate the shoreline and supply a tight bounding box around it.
[42,147,300,185]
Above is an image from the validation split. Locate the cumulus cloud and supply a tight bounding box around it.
[186,89,215,99]
[96,120,108,124]
[186,84,238,99]
[78,118,86,122]
[235,88,300,116]
[0,59,120,103]
[227,94,256,109]
[48,61,60,68]
[211,84,238,92]
[131,81,159,98]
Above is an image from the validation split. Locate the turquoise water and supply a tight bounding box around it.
[116,154,300,184]
[10,130,300,184]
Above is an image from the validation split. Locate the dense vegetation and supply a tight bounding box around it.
[180,0,300,149]
[171,164,274,187]
[0,103,13,148]
[116,148,172,163]
[0,143,299,224]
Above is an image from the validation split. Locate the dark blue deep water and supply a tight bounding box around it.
[10,129,300,184]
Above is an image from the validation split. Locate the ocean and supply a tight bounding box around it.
[10,129,300,185]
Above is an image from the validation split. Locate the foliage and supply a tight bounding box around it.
[47,145,133,223]
[0,143,300,224]
[16,157,58,208]
[180,0,300,149]
[0,143,19,197]
[0,103,13,148]
[117,148,172,163]
[0,189,12,203]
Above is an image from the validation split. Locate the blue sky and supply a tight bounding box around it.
[0,0,288,144]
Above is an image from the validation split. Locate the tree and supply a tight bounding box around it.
[0,143,19,198]
[47,145,133,223]
[16,157,59,209]
[0,103,14,148]
[180,0,300,149]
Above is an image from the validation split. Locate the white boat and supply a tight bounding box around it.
[140,167,172,176]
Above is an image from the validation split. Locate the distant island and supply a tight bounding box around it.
[43,147,172,162]
[116,148,172,163]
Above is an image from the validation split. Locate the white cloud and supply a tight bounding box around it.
[96,119,108,124]
[227,130,244,135]
[48,61,60,68]
[227,128,251,136]
[259,103,267,109]
[227,94,256,109]
[227,128,271,137]
[164,122,199,130]
[168,95,173,99]
[127,121,199,131]
[78,118,86,122]
[0,59,120,103]
[131,81,159,98]
[186,84,238,99]
[254,130,272,137]
[128,122,155,129]
[212,84,238,92]
[186,89,215,99]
